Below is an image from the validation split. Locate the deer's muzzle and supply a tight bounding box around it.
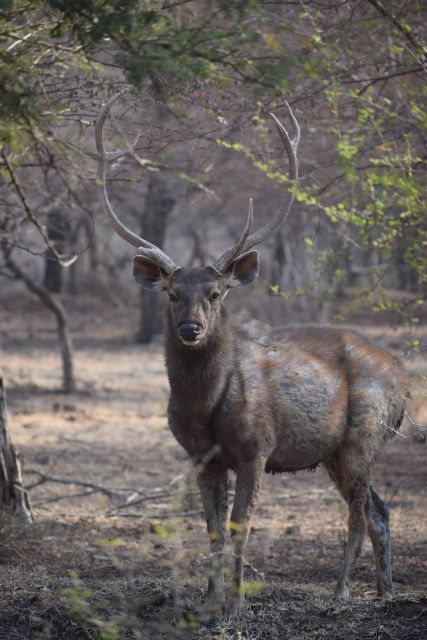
[178,322,202,344]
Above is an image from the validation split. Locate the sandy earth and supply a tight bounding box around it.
[0,293,426,639]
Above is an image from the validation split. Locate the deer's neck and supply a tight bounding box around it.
[165,309,234,407]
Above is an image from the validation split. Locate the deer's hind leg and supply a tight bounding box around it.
[325,449,371,600]
[367,485,393,599]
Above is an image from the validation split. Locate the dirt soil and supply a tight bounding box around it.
[0,294,426,640]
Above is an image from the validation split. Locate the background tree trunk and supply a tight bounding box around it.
[68,216,98,295]
[0,377,33,522]
[4,249,76,392]
[270,229,286,291]
[43,209,70,293]
[136,174,175,344]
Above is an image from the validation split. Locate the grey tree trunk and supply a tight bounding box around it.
[5,250,76,392]
[270,229,286,291]
[43,209,70,293]
[0,377,33,522]
[68,216,98,295]
[136,174,175,344]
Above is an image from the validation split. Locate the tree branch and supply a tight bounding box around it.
[1,152,77,267]
[367,0,427,65]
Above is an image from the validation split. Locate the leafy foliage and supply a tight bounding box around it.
[0,0,426,319]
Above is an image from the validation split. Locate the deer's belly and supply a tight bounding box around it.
[267,363,348,471]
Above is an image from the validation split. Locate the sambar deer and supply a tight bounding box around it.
[95,94,406,615]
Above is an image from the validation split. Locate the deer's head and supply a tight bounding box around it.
[95,94,299,348]
[133,252,259,346]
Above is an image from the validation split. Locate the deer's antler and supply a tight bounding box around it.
[213,102,299,274]
[95,93,178,275]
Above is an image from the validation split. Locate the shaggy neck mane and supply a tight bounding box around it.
[165,307,233,389]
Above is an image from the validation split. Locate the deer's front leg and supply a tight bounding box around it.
[197,462,228,615]
[229,455,266,612]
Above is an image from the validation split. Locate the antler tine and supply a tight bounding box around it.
[281,100,300,149]
[243,102,299,252]
[213,198,253,273]
[213,101,299,273]
[95,92,178,275]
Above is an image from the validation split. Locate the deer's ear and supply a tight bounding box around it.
[224,250,260,288]
[133,256,169,291]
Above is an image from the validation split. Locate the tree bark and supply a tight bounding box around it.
[43,209,70,293]
[136,174,175,344]
[270,229,286,291]
[0,377,33,522]
[68,215,98,295]
[5,251,76,392]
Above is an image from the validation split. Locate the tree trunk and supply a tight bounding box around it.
[270,229,286,291]
[136,174,175,344]
[43,209,70,293]
[0,377,33,522]
[68,216,98,295]
[5,251,76,392]
[395,235,419,293]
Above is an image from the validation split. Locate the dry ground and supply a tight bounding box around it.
[0,293,426,640]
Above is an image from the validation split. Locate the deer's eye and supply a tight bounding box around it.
[209,291,220,303]
[168,292,178,303]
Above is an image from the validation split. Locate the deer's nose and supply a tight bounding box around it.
[178,322,201,342]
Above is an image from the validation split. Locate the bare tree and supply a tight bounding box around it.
[2,246,76,393]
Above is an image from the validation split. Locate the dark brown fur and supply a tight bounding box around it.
[131,260,408,614]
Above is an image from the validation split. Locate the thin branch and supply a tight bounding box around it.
[404,410,427,439]
[357,64,424,94]
[25,470,124,497]
[1,238,89,261]
[366,0,427,64]
[108,489,199,514]
[1,152,77,267]
[25,448,70,490]
[110,509,205,519]
[32,489,99,507]
[376,407,426,441]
